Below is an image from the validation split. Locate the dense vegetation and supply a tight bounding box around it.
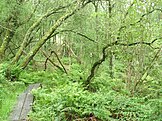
[0,0,162,121]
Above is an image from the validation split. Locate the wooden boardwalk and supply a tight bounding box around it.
[10,83,40,121]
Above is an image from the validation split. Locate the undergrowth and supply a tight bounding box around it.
[0,63,26,121]
[26,64,162,121]
[0,63,161,121]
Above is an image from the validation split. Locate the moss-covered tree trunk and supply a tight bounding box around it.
[20,2,88,69]
[0,0,24,61]
[12,8,57,64]
[0,29,14,61]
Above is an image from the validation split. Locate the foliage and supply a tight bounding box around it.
[29,69,112,120]
[0,82,26,121]
[27,64,162,121]
[0,62,22,82]
[0,63,26,121]
[0,0,162,121]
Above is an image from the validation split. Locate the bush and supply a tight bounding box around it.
[0,62,22,82]
[26,64,162,121]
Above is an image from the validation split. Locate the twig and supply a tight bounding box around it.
[42,51,64,72]
[51,50,68,74]
[0,24,14,32]
[50,29,96,43]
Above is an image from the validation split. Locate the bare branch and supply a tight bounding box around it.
[42,50,65,72]
[85,45,108,89]
[117,8,162,40]
[51,29,96,43]
[51,50,68,74]
[115,37,162,47]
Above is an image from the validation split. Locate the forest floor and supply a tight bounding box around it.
[0,82,26,121]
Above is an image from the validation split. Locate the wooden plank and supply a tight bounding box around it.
[9,93,27,121]
[33,83,41,89]
[25,83,40,93]
[19,93,33,120]
[25,84,35,93]
[10,83,41,121]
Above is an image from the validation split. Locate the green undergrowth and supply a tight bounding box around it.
[0,63,161,121]
[0,81,26,121]
[0,63,26,121]
[22,64,161,121]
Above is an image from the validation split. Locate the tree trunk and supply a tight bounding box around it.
[12,9,54,64]
[0,0,24,61]
[0,30,14,60]
[20,3,88,69]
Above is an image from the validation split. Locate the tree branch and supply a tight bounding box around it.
[85,45,108,89]
[51,50,68,74]
[117,8,162,40]
[115,37,162,48]
[19,0,40,26]
[51,29,96,43]
[134,46,162,91]
[42,50,65,72]
[84,36,161,90]
[12,1,79,64]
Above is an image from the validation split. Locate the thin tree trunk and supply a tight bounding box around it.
[0,30,14,60]
[20,2,89,69]
[108,0,114,79]
[12,1,78,64]
[0,0,25,61]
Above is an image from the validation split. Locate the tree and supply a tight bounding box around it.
[0,0,38,61]
[18,1,91,69]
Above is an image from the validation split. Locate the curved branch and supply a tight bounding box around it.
[51,50,68,74]
[84,36,161,89]
[135,8,162,25]
[85,45,108,89]
[115,37,162,47]
[42,50,64,72]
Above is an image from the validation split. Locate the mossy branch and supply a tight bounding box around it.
[20,1,90,69]
[12,1,77,64]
